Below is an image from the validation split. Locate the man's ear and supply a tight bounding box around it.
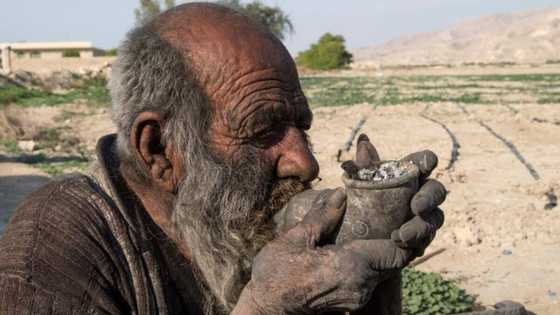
[129,112,181,193]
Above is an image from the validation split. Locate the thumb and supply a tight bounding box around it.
[284,188,346,248]
[355,134,380,169]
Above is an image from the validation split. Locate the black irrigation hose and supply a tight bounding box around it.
[420,114,460,170]
[503,104,519,115]
[532,117,560,126]
[477,120,540,180]
[456,103,541,180]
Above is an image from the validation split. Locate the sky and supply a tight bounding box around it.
[1,0,559,55]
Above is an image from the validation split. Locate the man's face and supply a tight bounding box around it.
[163,6,320,312]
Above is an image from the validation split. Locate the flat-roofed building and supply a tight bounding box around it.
[0,42,109,74]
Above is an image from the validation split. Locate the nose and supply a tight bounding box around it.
[276,127,319,182]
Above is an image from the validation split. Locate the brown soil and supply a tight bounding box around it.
[309,102,560,314]
[1,98,559,313]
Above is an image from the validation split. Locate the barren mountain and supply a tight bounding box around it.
[353,7,560,66]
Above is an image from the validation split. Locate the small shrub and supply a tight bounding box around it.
[105,48,118,56]
[402,268,475,315]
[0,139,22,154]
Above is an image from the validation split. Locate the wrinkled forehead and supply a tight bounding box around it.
[157,4,299,97]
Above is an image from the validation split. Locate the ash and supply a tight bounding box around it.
[357,161,408,182]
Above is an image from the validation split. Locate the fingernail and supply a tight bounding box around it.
[341,160,359,177]
[327,187,346,209]
[412,196,429,215]
[420,151,438,173]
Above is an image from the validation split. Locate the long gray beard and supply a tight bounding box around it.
[172,146,307,314]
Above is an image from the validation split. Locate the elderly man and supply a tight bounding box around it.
[0,3,445,314]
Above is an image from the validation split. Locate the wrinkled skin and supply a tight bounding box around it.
[120,4,447,314]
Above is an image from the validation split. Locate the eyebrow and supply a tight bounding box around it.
[226,89,312,137]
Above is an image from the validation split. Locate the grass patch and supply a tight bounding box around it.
[403,268,475,315]
[464,74,560,82]
[377,92,485,105]
[378,86,402,105]
[0,86,51,107]
[453,93,483,103]
[0,139,22,154]
[300,77,374,107]
[9,152,89,177]
[413,83,483,90]
[35,160,90,177]
[0,78,110,108]
[299,74,557,107]
[537,97,560,104]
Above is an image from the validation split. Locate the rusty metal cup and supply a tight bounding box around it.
[336,160,420,244]
[274,160,420,244]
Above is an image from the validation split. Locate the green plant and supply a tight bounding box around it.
[402,268,475,315]
[453,93,483,104]
[296,33,353,70]
[465,74,560,82]
[135,0,175,25]
[0,86,50,107]
[537,96,560,104]
[216,0,293,41]
[0,139,22,154]
[105,48,118,56]
[35,160,90,177]
[0,78,111,108]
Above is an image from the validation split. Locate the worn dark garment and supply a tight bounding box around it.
[0,134,204,314]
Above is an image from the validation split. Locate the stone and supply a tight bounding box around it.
[17,140,36,152]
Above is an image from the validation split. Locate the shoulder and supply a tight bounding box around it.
[0,174,123,302]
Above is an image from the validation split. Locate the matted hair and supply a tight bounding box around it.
[109,21,211,183]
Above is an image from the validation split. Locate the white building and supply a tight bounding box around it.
[0,42,104,73]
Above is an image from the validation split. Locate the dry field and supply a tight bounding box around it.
[1,67,560,314]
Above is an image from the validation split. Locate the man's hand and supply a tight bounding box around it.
[347,134,446,315]
[233,188,415,314]
[395,149,446,257]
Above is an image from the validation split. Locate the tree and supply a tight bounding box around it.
[135,0,176,25]
[296,33,353,70]
[105,48,118,57]
[216,0,294,41]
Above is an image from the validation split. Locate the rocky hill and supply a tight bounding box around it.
[353,7,560,66]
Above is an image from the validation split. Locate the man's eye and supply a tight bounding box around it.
[252,127,286,148]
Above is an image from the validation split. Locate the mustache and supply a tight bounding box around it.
[227,176,310,237]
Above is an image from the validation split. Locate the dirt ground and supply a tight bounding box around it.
[309,102,560,314]
[1,94,560,313]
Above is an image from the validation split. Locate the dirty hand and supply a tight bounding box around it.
[232,188,415,315]
[351,133,447,259]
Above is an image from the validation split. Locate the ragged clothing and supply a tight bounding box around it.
[0,134,203,314]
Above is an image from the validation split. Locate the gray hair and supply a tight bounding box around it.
[109,22,211,183]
